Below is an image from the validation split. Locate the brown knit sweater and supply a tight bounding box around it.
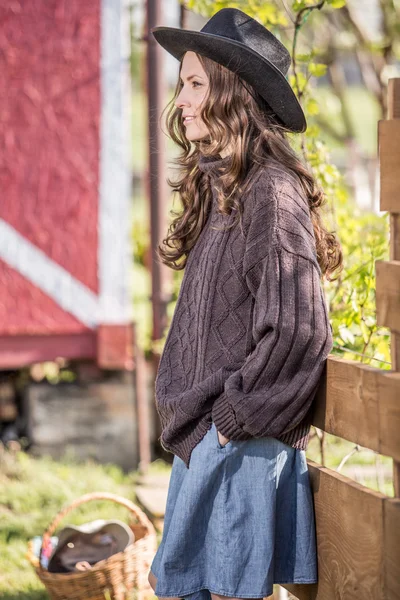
[155,152,333,468]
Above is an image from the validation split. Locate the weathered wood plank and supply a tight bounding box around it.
[312,356,400,462]
[386,78,400,497]
[378,119,400,212]
[378,373,400,461]
[282,461,400,600]
[389,215,400,265]
[282,583,316,600]
[282,460,387,600]
[387,78,400,119]
[309,461,385,599]
[384,498,400,599]
[376,260,400,333]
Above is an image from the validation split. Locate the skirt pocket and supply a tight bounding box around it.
[212,422,232,450]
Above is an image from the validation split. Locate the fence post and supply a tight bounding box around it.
[381,78,400,496]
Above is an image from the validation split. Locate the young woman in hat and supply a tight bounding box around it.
[148,7,342,600]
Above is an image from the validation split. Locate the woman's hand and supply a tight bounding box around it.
[217,430,230,447]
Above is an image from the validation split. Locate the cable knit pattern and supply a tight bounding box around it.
[155,153,333,468]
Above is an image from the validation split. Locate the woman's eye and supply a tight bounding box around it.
[179,81,201,88]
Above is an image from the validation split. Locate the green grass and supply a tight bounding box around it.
[0,447,170,598]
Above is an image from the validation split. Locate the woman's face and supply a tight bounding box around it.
[175,51,210,141]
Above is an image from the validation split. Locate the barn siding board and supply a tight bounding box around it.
[0,0,101,293]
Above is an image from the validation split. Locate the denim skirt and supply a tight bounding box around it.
[150,421,318,600]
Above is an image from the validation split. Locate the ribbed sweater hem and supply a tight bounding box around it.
[276,422,311,449]
[161,405,312,468]
[211,390,311,452]
[160,409,214,468]
[211,391,253,440]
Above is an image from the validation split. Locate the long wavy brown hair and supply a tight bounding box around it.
[156,52,343,282]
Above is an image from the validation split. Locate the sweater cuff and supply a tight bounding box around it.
[211,391,251,440]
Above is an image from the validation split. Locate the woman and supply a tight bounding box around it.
[148,7,342,600]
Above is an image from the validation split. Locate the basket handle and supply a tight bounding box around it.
[38,491,152,567]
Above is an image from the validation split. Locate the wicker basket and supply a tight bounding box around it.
[27,491,157,600]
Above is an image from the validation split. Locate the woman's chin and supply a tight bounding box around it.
[185,129,208,142]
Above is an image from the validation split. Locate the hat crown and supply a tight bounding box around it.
[200,8,291,76]
[150,6,307,132]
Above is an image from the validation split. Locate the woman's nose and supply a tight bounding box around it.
[175,89,189,109]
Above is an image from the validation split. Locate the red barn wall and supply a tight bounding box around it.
[0,0,101,308]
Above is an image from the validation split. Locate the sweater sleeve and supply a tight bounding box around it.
[211,172,333,440]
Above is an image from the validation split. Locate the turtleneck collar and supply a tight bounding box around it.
[198,153,233,178]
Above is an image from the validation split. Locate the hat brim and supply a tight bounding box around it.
[48,519,134,564]
[151,26,307,133]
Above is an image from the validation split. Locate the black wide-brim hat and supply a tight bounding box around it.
[151,7,307,133]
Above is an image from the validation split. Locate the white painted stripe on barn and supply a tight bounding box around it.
[0,219,99,328]
[99,0,133,324]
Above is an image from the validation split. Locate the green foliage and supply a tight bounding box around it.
[291,0,334,11]
[290,103,390,368]
[326,188,390,368]
[327,0,346,8]
[185,0,288,25]
[132,216,149,268]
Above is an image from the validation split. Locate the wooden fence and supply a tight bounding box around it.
[280,78,400,600]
